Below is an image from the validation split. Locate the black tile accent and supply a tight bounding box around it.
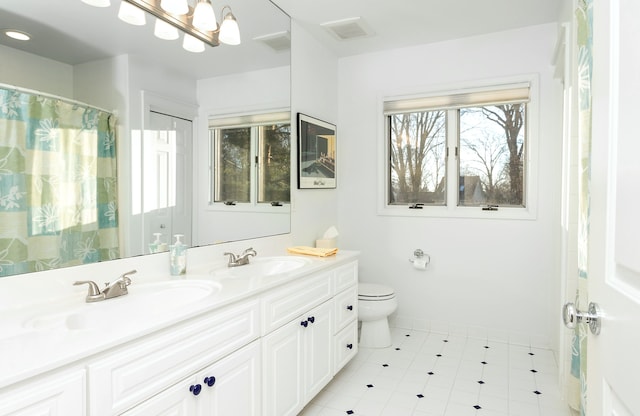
[367,384,374,388]
[477,380,485,384]
[346,411,354,415]
[474,405,482,409]
[481,361,488,365]
[428,371,434,375]
[530,369,538,373]
[417,394,424,398]
[436,354,442,357]
[395,348,401,351]
[484,345,490,349]
[534,390,542,395]
[528,352,535,356]
[382,364,389,367]
[443,339,449,342]
[406,334,411,337]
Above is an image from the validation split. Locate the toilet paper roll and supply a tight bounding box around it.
[412,258,428,270]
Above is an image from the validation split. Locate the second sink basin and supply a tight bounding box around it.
[211,256,311,279]
[23,280,221,332]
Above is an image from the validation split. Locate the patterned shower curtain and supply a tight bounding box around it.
[0,87,120,277]
[569,0,592,414]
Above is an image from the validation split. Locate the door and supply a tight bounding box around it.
[143,111,193,252]
[303,300,333,401]
[587,0,640,413]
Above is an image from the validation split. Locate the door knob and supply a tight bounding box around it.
[563,302,602,335]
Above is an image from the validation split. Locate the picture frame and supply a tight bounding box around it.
[297,113,337,189]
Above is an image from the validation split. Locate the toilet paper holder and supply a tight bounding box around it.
[408,249,430,264]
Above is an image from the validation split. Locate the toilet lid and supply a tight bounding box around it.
[359,282,395,298]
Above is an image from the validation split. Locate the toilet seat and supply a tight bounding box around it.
[359,283,395,301]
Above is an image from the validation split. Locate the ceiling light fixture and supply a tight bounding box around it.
[4,30,31,41]
[85,0,241,53]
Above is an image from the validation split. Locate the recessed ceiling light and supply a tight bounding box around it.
[4,30,31,41]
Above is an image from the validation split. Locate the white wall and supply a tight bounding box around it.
[0,45,73,97]
[289,20,341,246]
[336,23,563,347]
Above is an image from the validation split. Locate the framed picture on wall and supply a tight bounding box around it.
[297,113,337,189]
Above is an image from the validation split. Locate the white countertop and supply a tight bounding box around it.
[0,249,359,389]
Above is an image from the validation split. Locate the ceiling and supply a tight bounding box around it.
[272,0,563,57]
[0,0,563,80]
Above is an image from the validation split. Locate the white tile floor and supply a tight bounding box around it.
[299,327,570,416]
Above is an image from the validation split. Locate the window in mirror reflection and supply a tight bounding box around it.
[210,112,290,205]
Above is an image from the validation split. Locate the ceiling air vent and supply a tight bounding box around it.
[253,31,291,51]
[321,17,373,41]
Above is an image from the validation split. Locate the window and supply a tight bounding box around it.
[209,112,290,206]
[383,81,535,218]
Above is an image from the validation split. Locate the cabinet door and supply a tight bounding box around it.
[262,317,304,416]
[303,300,334,401]
[197,341,261,416]
[0,368,85,416]
[121,376,198,416]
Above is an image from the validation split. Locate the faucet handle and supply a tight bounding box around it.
[223,252,237,261]
[242,247,257,256]
[74,280,105,302]
[120,270,137,286]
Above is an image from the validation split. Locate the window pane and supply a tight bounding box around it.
[213,127,251,202]
[388,111,447,205]
[258,123,291,203]
[458,104,526,207]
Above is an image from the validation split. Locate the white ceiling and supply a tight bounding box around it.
[0,0,563,80]
[273,0,562,57]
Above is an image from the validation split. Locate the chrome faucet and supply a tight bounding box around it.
[74,270,137,303]
[223,248,257,267]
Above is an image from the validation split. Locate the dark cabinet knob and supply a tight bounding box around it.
[347,305,353,311]
[347,343,353,349]
[204,376,216,387]
[301,320,308,327]
[308,316,315,324]
[189,384,202,396]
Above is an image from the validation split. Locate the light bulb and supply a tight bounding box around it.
[154,18,179,40]
[118,2,146,26]
[218,12,240,45]
[160,0,188,15]
[193,0,217,32]
[182,34,205,53]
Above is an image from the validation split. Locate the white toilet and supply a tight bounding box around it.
[358,282,398,348]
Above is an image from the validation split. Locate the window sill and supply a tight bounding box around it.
[207,203,290,215]
[378,204,537,221]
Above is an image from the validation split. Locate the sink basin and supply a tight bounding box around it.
[22,280,221,332]
[211,256,311,279]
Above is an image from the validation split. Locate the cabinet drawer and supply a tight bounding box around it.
[334,286,357,333]
[334,261,358,293]
[261,272,332,335]
[334,320,358,374]
[89,300,260,416]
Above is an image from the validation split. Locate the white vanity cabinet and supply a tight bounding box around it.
[89,299,260,415]
[0,368,86,416]
[262,260,359,416]
[122,340,261,416]
[333,262,359,373]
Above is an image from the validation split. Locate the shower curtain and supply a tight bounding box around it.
[0,86,120,276]
[569,0,592,414]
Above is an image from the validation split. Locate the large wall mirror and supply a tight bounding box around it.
[0,0,291,277]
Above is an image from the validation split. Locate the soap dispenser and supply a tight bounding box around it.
[149,233,162,253]
[170,234,187,276]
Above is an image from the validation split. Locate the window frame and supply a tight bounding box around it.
[378,75,539,220]
[207,111,291,214]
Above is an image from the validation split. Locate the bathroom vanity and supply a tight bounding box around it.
[0,250,359,416]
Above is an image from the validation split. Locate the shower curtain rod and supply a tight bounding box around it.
[0,82,116,115]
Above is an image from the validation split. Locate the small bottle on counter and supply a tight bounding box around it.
[169,234,187,276]
[149,233,162,253]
